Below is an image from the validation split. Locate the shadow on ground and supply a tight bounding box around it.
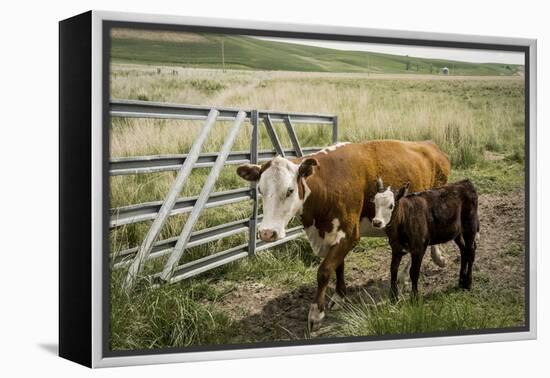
[38,343,58,356]
[231,277,394,342]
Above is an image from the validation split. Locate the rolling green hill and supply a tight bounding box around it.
[110,29,521,76]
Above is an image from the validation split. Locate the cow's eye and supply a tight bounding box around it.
[286,188,294,198]
[389,204,394,210]
[257,187,262,194]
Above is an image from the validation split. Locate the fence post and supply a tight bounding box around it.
[248,110,259,256]
[160,110,247,282]
[122,109,219,292]
[332,115,338,144]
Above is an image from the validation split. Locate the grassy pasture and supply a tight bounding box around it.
[111,29,521,76]
[109,64,525,351]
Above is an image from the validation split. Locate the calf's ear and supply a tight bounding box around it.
[298,158,318,178]
[395,182,410,201]
[237,164,261,181]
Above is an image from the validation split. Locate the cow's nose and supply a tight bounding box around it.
[372,219,382,228]
[259,229,278,242]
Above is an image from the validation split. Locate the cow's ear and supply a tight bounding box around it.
[376,177,385,193]
[395,182,410,201]
[237,164,261,181]
[298,158,318,178]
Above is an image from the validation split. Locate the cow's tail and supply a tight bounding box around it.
[472,181,480,247]
[475,214,481,247]
[427,141,451,186]
[435,154,451,186]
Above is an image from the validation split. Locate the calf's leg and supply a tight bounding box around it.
[390,248,405,301]
[409,248,425,299]
[464,247,475,289]
[454,235,471,289]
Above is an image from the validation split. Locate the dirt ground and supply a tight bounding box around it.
[213,190,526,341]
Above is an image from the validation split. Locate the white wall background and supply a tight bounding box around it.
[0,0,547,376]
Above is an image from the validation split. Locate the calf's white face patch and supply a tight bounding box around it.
[373,188,395,229]
[359,217,386,237]
[257,156,309,240]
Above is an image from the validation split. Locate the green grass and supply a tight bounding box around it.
[504,242,524,258]
[111,241,525,349]
[111,30,521,76]
[335,287,524,336]
[110,270,237,350]
[222,238,318,288]
[110,239,320,349]
[450,159,525,194]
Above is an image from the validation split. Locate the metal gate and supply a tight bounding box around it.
[109,99,338,291]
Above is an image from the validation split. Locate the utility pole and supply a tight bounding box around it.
[221,38,225,72]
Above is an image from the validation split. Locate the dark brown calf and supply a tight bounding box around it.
[373,178,479,299]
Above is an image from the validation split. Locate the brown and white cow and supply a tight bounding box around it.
[373,178,479,299]
[237,140,450,330]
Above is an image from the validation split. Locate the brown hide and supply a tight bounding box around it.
[384,179,479,294]
[388,179,479,249]
[290,140,450,240]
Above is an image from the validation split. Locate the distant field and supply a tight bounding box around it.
[108,61,525,351]
[110,65,524,169]
[110,28,521,76]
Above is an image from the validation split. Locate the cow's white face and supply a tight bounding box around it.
[372,188,395,229]
[258,157,303,240]
[237,156,318,242]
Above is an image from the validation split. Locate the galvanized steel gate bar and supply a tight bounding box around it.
[160,111,247,282]
[109,99,337,290]
[123,109,219,291]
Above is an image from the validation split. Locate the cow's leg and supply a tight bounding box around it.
[329,261,346,310]
[430,244,446,268]
[309,257,336,331]
[390,248,405,301]
[397,253,411,284]
[409,248,425,299]
[309,239,355,331]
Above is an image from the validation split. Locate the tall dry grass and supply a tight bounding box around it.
[109,65,524,255]
[111,65,524,167]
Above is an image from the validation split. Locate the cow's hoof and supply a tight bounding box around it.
[389,288,399,303]
[459,278,472,290]
[397,270,409,285]
[431,246,446,268]
[328,293,345,310]
[434,258,447,268]
[308,304,325,331]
